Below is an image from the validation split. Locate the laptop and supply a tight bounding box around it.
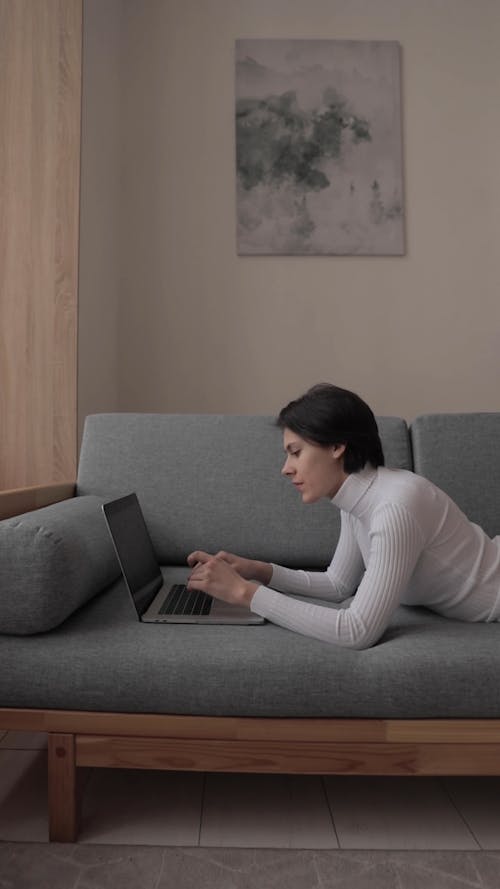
[102,493,265,625]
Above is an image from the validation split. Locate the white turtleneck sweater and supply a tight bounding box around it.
[249,466,500,649]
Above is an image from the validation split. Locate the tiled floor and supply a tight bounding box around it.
[1,731,500,851]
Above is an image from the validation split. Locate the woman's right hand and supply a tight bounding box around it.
[187,550,272,585]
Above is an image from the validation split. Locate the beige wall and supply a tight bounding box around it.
[79,0,500,428]
[78,0,121,437]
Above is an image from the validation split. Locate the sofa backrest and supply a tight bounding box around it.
[77,413,412,567]
[411,412,500,539]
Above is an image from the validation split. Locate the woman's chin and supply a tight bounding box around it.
[301,490,319,504]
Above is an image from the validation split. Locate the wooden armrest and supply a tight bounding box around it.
[0,482,76,520]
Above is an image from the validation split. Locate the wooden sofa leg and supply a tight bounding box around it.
[47,733,79,842]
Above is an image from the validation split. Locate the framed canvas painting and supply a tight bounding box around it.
[235,39,405,255]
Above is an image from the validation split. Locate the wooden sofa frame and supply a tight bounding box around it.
[2,484,500,843]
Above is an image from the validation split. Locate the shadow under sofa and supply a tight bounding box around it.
[1,411,499,843]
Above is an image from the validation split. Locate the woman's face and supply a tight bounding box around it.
[281,428,348,504]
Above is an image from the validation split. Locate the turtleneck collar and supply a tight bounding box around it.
[332,465,378,517]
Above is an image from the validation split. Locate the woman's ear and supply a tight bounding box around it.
[332,443,346,460]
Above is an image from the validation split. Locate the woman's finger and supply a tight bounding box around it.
[187,550,210,567]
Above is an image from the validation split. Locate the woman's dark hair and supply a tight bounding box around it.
[277,383,385,474]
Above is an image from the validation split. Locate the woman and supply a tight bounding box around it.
[187,383,500,649]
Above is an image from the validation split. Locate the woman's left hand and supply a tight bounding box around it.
[187,552,258,607]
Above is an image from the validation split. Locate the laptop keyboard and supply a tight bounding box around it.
[159,584,213,616]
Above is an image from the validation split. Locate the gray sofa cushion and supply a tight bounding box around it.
[1,567,499,718]
[77,414,412,568]
[0,496,120,635]
[411,413,500,539]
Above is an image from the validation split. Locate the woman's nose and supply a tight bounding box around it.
[282,457,293,476]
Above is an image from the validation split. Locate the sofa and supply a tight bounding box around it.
[1,411,500,843]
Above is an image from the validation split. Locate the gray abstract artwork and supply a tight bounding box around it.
[235,39,405,255]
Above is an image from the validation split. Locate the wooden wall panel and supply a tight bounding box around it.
[0,0,82,488]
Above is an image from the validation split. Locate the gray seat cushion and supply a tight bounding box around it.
[1,567,499,718]
[77,414,412,568]
[411,413,500,539]
[0,496,120,635]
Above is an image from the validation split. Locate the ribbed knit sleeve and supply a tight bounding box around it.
[269,512,365,602]
[250,503,425,649]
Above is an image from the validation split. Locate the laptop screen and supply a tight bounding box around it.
[103,493,163,616]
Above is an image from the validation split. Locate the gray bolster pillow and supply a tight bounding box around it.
[0,495,120,635]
